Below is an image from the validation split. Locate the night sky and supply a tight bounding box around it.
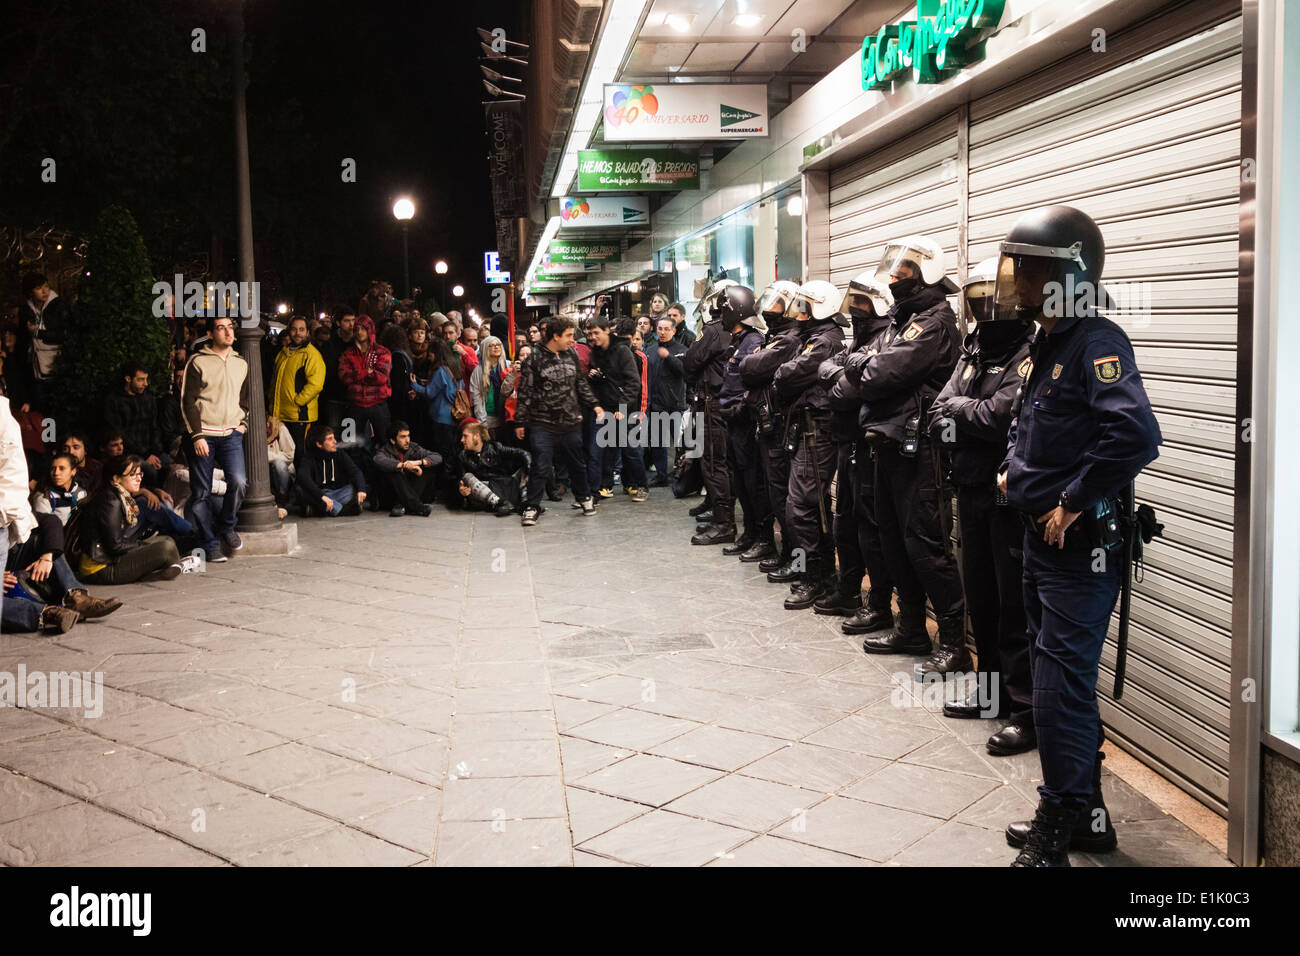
[1,0,525,315]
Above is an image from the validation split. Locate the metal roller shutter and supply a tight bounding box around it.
[966,16,1242,810]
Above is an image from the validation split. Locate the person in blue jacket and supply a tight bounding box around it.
[995,205,1162,866]
[411,338,461,481]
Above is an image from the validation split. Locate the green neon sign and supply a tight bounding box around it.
[860,0,1004,91]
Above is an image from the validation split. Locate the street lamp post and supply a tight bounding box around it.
[435,259,448,310]
[393,198,415,298]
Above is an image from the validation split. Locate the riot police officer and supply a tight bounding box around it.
[772,280,846,609]
[684,281,741,544]
[738,281,803,568]
[817,273,895,620]
[715,288,771,557]
[929,257,1035,755]
[995,205,1161,866]
[843,235,964,666]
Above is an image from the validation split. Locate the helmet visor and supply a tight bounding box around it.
[840,285,886,319]
[963,278,996,323]
[874,244,928,285]
[992,252,1067,323]
[758,287,792,316]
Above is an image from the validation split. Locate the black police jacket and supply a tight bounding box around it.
[773,318,846,419]
[825,312,893,442]
[930,327,1032,487]
[738,321,802,409]
[718,327,765,415]
[683,321,732,395]
[843,284,960,443]
[1003,310,1162,515]
[588,337,641,413]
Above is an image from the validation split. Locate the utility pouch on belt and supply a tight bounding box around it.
[901,414,920,458]
[756,388,782,439]
[783,414,803,455]
[1088,497,1123,552]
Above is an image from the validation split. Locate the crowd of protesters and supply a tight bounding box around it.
[0,272,704,633]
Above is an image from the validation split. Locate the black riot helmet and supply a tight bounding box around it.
[714,284,756,330]
[993,205,1106,324]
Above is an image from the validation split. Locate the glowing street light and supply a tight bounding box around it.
[452,284,465,298]
[393,197,415,297]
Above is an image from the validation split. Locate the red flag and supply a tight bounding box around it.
[507,283,516,360]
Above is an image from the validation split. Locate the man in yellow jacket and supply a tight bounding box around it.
[269,315,326,465]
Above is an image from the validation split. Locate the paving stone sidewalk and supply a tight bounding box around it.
[0,494,1229,866]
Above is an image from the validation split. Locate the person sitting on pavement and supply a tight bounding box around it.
[60,432,101,492]
[451,421,530,516]
[76,455,185,583]
[30,452,87,525]
[7,510,121,622]
[296,423,367,517]
[2,569,82,634]
[372,420,440,517]
[266,415,296,518]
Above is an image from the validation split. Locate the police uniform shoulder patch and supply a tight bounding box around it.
[1051,363,1063,380]
[764,340,781,350]
[1093,355,1121,383]
[961,364,974,382]
[803,342,815,354]
[1017,357,1032,380]
[902,321,923,342]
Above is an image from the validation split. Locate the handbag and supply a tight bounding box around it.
[670,452,703,499]
[452,389,472,421]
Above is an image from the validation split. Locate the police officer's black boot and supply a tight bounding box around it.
[688,498,712,519]
[842,593,893,635]
[759,541,791,574]
[1006,753,1117,853]
[784,559,832,610]
[739,535,777,563]
[766,552,804,584]
[692,505,736,545]
[722,529,756,556]
[1010,800,1077,867]
[813,575,864,616]
[862,603,932,655]
[918,614,973,678]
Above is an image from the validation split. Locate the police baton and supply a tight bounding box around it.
[1112,481,1137,700]
[807,409,829,535]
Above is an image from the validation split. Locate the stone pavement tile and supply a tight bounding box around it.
[440,775,565,821]
[2,730,191,800]
[352,796,439,853]
[690,663,800,698]
[803,714,942,760]
[458,641,546,665]
[956,785,1038,832]
[632,684,752,725]
[299,718,446,763]
[552,673,650,706]
[841,761,999,819]
[104,670,238,704]
[175,684,310,721]
[546,631,634,659]
[453,683,553,714]
[213,742,358,793]
[447,738,561,778]
[435,818,572,867]
[577,810,752,867]
[708,834,875,867]
[892,820,1012,866]
[369,739,449,787]
[452,710,557,742]
[750,644,860,677]
[666,774,824,832]
[275,766,435,821]
[854,694,950,728]
[77,829,228,866]
[238,824,424,867]
[739,742,887,793]
[558,737,633,780]
[623,632,715,654]
[0,707,74,744]
[1084,817,1230,867]
[554,695,621,731]
[899,735,1006,781]
[781,795,943,862]
[457,660,550,684]
[573,753,721,807]
[1101,774,1177,824]
[141,723,287,766]
[574,850,633,866]
[0,801,153,866]
[0,775,76,825]
[97,772,333,858]
[773,678,894,713]
[648,725,786,772]
[714,699,848,741]
[565,787,650,844]
[563,707,698,751]
[822,656,909,685]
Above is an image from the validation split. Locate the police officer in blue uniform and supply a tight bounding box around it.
[995,205,1162,866]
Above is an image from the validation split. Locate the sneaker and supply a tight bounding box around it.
[206,549,228,564]
[596,488,614,500]
[180,554,203,573]
[578,497,597,516]
[145,563,183,581]
[390,505,406,517]
[627,487,649,503]
[521,506,539,527]
[223,530,243,552]
[493,501,515,517]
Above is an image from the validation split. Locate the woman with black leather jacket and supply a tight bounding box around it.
[77,456,183,584]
